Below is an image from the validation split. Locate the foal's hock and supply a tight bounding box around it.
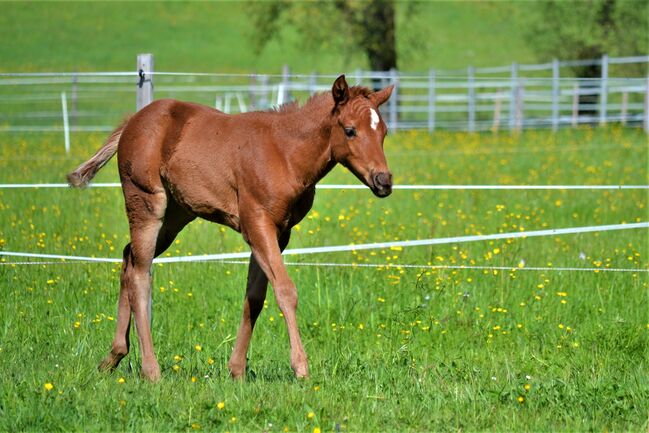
[68,75,394,381]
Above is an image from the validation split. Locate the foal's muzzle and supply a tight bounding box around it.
[371,171,393,197]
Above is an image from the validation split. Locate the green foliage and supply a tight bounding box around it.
[0,127,648,431]
[247,0,397,70]
[526,0,648,76]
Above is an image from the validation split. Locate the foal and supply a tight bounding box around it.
[68,75,394,381]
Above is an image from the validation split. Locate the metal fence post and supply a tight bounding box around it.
[389,68,398,130]
[621,91,628,125]
[571,83,579,128]
[281,64,291,105]
[509,62,518,131]
[428,69,436,132]
[71,72,78,128]
[309,72,318,95]
[136,53,154,111]
[599,54,608,126]
[259,74,269,109]
[642,77,649,134]
[551,59,560,131]
[61,92,70,154]
[467,66,475,132]
[515,85,524,131]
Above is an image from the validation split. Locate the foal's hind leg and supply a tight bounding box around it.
[98,244,134,372]
[99,183,168,381]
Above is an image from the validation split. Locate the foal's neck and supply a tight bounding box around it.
[279,95,336,189]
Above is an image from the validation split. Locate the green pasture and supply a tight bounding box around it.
[0,127,647,432]
[0,2,535,73]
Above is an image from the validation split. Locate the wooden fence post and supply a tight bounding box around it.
[621,92,628,126]
[428,68,436,132]
[467,66,475,132]
[388,68,398,130]
[509,62,518,131]
[551,59,560,131]
[136,53,154,111]
[599,54,608,126]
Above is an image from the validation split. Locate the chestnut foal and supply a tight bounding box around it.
[68,75,393,381]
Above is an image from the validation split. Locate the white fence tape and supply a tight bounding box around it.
[0,183,647,190]
[1,222,647,264]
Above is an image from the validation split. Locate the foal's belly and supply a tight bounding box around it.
[160,157,241,232]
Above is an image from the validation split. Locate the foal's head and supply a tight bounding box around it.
[329,75,394,198]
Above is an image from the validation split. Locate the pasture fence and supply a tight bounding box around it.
[1,221,648,274]
[0,54,648,154]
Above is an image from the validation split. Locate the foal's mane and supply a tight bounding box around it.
[270,85,372,114]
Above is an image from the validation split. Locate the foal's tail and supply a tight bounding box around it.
[66,117,130,188]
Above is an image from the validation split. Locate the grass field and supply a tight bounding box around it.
[0,126,647,432]
[0,2,536,73]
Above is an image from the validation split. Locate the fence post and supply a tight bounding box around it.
[572,83,579,127]
[467,66,475,132]
[281,64,291,105]
[492,90,502,133]
[71,72,78,128]
[621,91,628,125]
[551,59,560,132]
[61,92,70,154]
[509,62,518,131]
[389,68,398,130]
[642,77,649,134]
[136,53,154,111]
[428,69,436,132]
[259,74,269,109]
[515,85,524,131]
[354,68,362,86]
[249,74,257,110]
[599,54,608,126]
[309,72,318,95]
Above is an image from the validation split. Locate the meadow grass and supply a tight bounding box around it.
[0,127,647,432]
[0,2,536,73]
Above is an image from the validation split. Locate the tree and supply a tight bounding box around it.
[247,0,398,74]
[525,0,648,115]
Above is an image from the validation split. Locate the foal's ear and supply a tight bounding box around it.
[370,84,394,107]
[332,74,349,106]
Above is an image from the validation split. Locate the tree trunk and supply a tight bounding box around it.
[360,0,397,91]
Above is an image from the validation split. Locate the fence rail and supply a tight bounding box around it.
[0,54,647,146]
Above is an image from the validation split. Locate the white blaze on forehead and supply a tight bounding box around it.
[370,108,380,130]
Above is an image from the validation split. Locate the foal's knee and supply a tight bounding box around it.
[274,283,298,312]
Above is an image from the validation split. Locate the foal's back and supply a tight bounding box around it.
[117,98,289,230]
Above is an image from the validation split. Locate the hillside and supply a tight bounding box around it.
[0,2,537,73]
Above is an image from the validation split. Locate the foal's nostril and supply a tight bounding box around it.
[374,172,393,188]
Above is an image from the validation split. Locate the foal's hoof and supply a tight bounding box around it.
[141,363,161,382]
[98,354,121,372]
[293,366,309,379]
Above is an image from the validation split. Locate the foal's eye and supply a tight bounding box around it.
[344,127,357,138]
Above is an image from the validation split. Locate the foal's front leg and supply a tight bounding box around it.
[229,231,291,378]
[241,218,308,378]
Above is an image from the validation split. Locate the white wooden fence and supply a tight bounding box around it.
[0,54,647,144]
